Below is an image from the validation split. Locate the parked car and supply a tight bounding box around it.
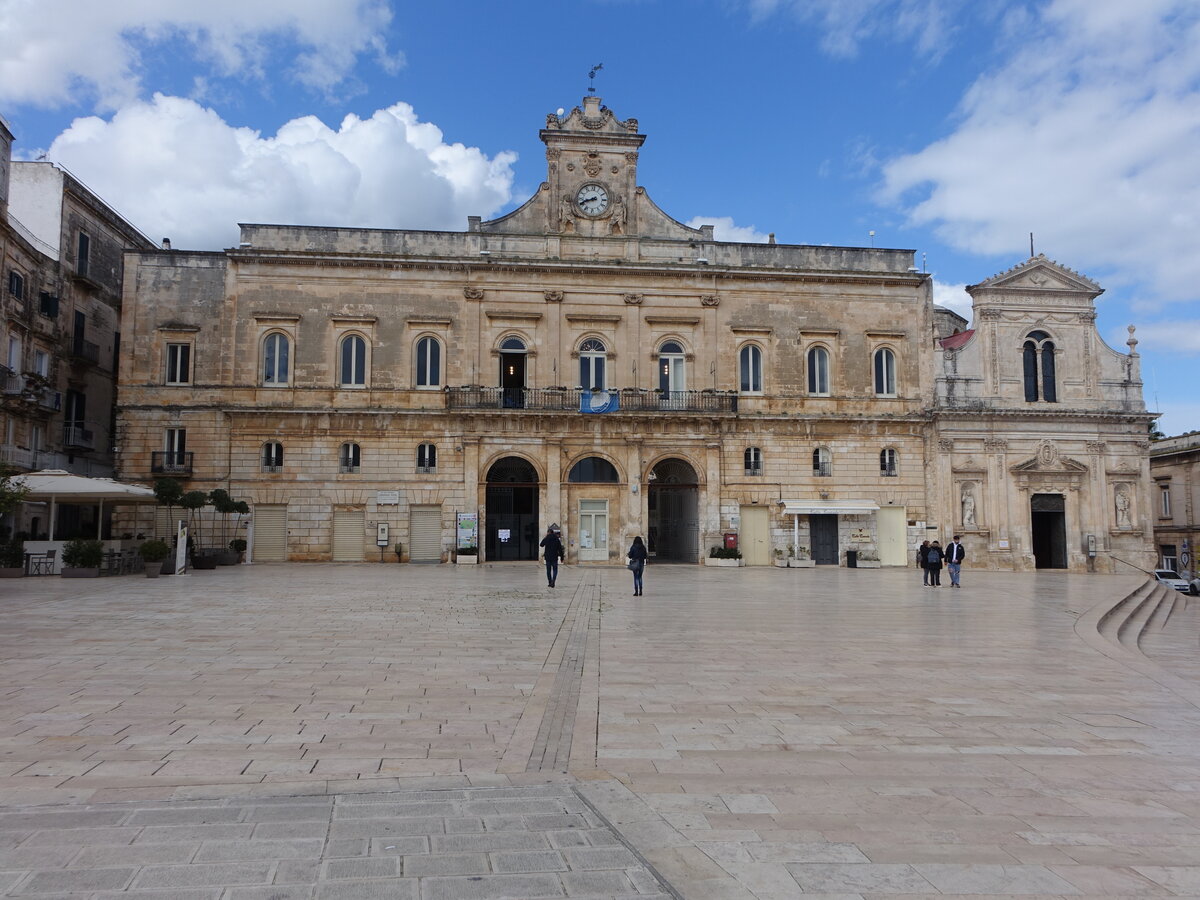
[1153,569,1191,592]
[1189,575,1200,596]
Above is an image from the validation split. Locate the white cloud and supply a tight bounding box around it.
[44,95,517,250]
[879,0,1200,308]
[0,0,400,109]
[746,0,963,59]
[686,216,771,243]
[932,280,972,319]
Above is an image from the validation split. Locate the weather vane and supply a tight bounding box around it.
[587,63,603,94]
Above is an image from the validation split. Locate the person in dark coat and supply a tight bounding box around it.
[539,526,564,587]
[917,540,931,585]
[926,540,944,586]
[946,535,966,588]
[627,535,648,596]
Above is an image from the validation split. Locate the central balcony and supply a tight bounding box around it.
[63,425,95,450]
[445,387,738,413]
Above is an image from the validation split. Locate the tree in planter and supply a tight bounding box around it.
[179,490,209,563]
[229,538,247,562]
[153,477,184,538]
[138,539,171,577]
[0,466,29,538]
[208,490,245,562]
[0,535,25,573]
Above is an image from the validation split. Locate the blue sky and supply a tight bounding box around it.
[2,0,1197,433]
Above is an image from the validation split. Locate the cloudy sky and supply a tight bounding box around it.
[1,0,1197,433]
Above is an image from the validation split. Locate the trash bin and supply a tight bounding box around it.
[846,549,858,568]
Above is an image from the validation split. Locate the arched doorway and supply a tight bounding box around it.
[647,458,699,562]
[486,457,539,561]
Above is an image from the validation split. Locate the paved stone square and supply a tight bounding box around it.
[2,563,1199,897]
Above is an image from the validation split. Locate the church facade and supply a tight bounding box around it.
[115,95,1155,573]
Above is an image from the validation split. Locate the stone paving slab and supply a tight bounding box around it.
[4,562,1200,898]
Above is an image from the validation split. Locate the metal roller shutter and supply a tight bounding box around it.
[332,509,365,561]
[253,505,288,562]
[409,505,442,563]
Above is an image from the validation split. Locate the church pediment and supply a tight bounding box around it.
[1010,455,1089,474]
[542,95,642,141]
[969,255,1102,298]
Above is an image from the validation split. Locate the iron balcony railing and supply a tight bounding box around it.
[63,425,95,450]
[70,339,101,365]
[151,450,194,475]
[446,387,737,413]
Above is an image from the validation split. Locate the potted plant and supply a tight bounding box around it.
[0,536,25,577]
[773,547,789,568]
[138,539,171,578]
[61,538,104,577]
[705,546,742,567]
[857,547,881,568]
[456,545,478,565]
[229,538,247,563]
[790,545,815,568]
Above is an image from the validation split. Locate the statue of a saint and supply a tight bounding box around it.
[961,486,976,527]
[1115,488,1131,528]
[610,195,627,234]
[558,195,574,233]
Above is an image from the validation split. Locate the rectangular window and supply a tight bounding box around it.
[6,335,20,371]
[166,343,191,384]
[38,292,58,318]
[77,232,90,276]
[165,427,187,462]
[1162,544,1178,571]
[1161,485,1172,518]
[7,270,24,300]
[33,349,49,377]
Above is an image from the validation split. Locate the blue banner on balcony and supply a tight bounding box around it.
[579,391,620,414]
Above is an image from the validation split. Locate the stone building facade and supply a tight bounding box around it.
[1149,433,1200,578]
[1,118,154,537]
[115,95,1155,572]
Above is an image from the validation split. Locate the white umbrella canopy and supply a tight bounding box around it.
[12,470,157,540]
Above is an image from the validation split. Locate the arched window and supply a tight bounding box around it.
[500,336,526,352]
[417,443,436,473]
[1022,330,1057,402]
[579,338,607,391]
[658,340,686,394]
[340,442,361,473]
[416,336,441,387]
[261,441,283,472]
[744,447,763,476]
[813,447,831,477]
[880,448,898,477]
[739,344,763,394]
[339,334,367,387]
[568,456,619,482]
[262,333,290,385]
[873,347,897,397]
[807,346,830,395]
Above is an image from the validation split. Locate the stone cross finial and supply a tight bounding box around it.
[1126,324,1138,355]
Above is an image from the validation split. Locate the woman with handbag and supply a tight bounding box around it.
[627,535,648,596]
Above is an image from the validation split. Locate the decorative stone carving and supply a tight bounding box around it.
[610,166,619,174]
[938,439,955,452]
[1037,440,1059,467]
[700,295,720,307]
[1115,485,1132,528]
[984,438,1008,452]
[979,308,1002,320]
[609,195,627,235]
[625,118,638,132]
[624,152,639,163]
[463,288,484,301]
[583,152,602,177]
[544,290,563,303]
[623,293,643,305]
[1078,310,1097,322]
[558,195,575,233]
[1086,441,1107,454]
[546,148,561,160]
[961,484,977,527]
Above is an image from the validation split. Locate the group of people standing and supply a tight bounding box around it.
[917,536,966,588]
[539,526,649,596]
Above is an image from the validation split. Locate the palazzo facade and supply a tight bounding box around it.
[115,95,1155,572]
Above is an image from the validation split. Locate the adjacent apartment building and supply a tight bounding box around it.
[1,118,154,537]
[115,95,1156,571]
[1150,433,1200,578]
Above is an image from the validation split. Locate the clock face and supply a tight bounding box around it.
[575,183,609,217]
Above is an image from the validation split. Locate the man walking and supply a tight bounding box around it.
[946,535,966,588]
[539,525,564,588]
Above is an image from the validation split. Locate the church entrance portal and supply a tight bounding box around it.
[647,458,699,563]
[486,457,539,561]
[1030,493,1067,569]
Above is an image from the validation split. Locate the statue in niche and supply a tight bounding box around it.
[961,485,977,527]
[558,195,575,233]
[609,195,627,234]
[1115,487,1132,528]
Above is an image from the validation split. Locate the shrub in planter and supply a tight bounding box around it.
[139,539,170,578]
[229,538,247,562]
[62,538,104,576]
[708,546,742,559]
[0,536,24,576]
